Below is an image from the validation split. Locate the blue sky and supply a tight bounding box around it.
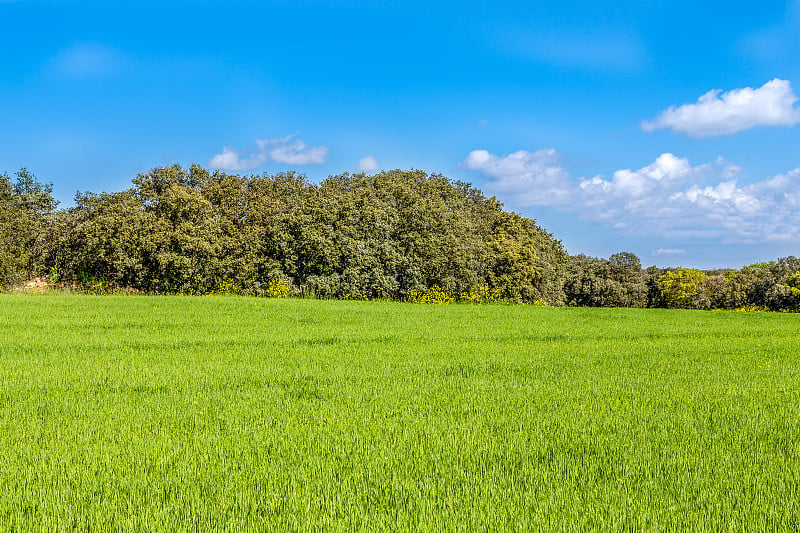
[2,0,799,269]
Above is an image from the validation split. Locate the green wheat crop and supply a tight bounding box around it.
[1,294,799,531]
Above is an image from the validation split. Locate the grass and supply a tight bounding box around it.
[1,294,799,531]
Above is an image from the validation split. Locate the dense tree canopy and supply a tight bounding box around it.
[0,169,57,288]
[2,165,798,311]
[32,165,569,302]
[564,252,648,308]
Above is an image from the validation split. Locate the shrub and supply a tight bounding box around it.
[459,284,502,304]
[267,278,291,299]
[407,285,454,304]
[213,279,243,296]
[658,268,709,309]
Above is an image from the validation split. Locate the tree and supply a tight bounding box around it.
[6,164,571,301]
[0,169,57,288]
[564,252,646,308]
[657,268,709,309]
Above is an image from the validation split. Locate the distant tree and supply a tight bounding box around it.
[15,160,800,310]
[487,209,542,302]
[644,266,667,308]
[658,268,709,309]
[564,252,646,307]
[564,254,601,307]
[0,169,57,288]
[788,272,800,295]
[703,271,732,309]
[61,190,158,289]
[608,252,648,307]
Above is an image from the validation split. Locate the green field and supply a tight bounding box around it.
[2,294,799,530]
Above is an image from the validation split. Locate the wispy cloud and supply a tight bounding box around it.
[210,133,328,171]
[47,43,126,79]
[463,149,800,243]
[642,79,800,137]
[358,156,379,172]
[738,2,800,68]
[653,248,687,256]
[507,31,646,71]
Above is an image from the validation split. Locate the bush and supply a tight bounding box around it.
[267,279,291,299]
[658,268,709,309]
[459,284,502,304]
[407,285,454,304]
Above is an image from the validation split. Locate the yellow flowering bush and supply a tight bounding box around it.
[789,272,800,298]
[459,284,502,304]
[267,278,291,299]
[730,305,769,313]
[407,285,454,304]
[213,279,242,296]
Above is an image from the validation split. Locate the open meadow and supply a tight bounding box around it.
[1,294,799,530]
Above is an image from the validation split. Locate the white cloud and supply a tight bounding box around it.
[358,156,379,172]
[580,153,694,201]
[209,147,251,171]
[653,248,687,256]
[261,136,328,165]
[665,168,800,243]
[210,133,328,171]
[574,153,734,229]
[642,79,800,137]
[461,148,573,206]
[462,149,800,243]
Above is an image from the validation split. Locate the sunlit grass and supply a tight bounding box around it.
[1,294,799,530]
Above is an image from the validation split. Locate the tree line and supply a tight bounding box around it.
[564,253,800,311]
[1,165,798,310]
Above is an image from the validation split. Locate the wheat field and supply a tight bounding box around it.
[1,294,799,530]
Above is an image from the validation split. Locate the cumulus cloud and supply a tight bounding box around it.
[210,133,328,171]
[574,153,737,231]
[665,168,800,242]
[462,149,800,243]
[461,149,573,206]
[358,156,379,172]
[642,79,800,137]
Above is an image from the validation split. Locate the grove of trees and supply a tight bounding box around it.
[2,165,798,311]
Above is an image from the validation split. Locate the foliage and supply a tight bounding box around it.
[0,169,57,288]
[267,278,291,299]
[788,272,800,301]
[564,252,647,307]
[3,163,800,311]
[407,285,454,304]
[729,305,770,312]
[657,268,709,309]
[459,283,503,304]
[32,165,568,304]
[47,266,62,284]
[213,279,243,296]
[486,207,565,303]
[700,258,800,311]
